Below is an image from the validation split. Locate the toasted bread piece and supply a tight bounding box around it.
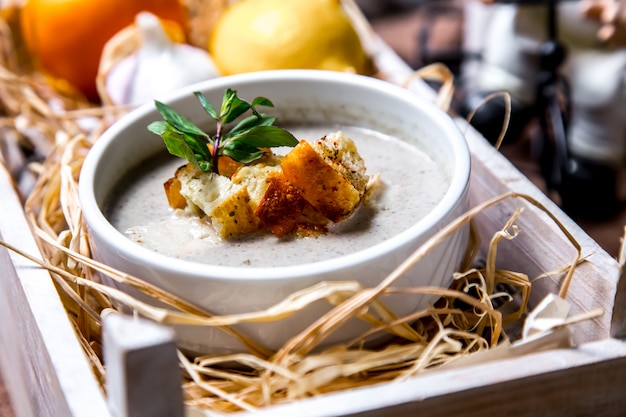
[177,164,260,238]
[230,153,283,210]
[163,177,187,209]
[312,131,369,192]
[170,131,366,238]
[254,171,307,237]
[164,164,198,210]
[281,131,368,222]
[208,187,259,238]
[232,156,310,236]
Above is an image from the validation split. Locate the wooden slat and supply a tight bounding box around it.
[463,126,620,344]
[242,338,626,417]
[0,163,111,417]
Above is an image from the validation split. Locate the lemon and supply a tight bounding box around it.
[209,0,371,75]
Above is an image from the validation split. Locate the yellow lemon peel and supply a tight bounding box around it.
[209,0,372,75]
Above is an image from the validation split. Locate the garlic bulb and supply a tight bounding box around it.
[105,12,220,106]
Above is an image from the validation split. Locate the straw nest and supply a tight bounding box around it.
[0,1,592,414]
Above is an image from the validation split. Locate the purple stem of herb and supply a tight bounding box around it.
[212,123,223,173]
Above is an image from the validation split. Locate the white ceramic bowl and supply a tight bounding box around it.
[79,70,471,354]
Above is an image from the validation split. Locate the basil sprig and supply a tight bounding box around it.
[148,89,298,174]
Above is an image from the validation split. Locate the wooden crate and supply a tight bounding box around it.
[1,43,626,417]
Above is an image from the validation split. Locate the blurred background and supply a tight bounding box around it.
[363,0,626,258]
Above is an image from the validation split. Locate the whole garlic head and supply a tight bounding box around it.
[105,12,220,106]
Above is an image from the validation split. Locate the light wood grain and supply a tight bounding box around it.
[463,125,619,344]
[0,163,112,417]
[243,338,626,417]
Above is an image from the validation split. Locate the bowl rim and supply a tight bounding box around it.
[79,69,471,282]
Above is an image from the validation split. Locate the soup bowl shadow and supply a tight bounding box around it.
[79,69,471,355]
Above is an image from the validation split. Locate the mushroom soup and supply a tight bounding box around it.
[105,125,449,267]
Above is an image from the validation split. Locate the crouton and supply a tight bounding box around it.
[312,131,369,193]
[164,163,199,210]
[176,164,260,238]
[280,131,368,222]
[254,171,307,237]
[230,153,283,210]
[169,130,367,239]
[163,177,187,209]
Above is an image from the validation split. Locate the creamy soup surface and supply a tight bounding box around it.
[105,125,450,267]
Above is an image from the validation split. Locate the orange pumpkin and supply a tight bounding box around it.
[20,0,188,101]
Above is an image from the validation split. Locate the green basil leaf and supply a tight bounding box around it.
[160,130,200,167]
[226,114,277,139]
[154,101,209,138]
[222,99,251,124]
[251,97,274,108]
[227,125,299,148]
[249,96,273,118]
[194,92,218,119]
[183,133,212,163]
[147,120,168,136]
[149,121,212,171]
[150,89,296,176]
[220,89,251,122]
[222,146,266,164]
[197,160,212,172]
[220,89,237,116]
